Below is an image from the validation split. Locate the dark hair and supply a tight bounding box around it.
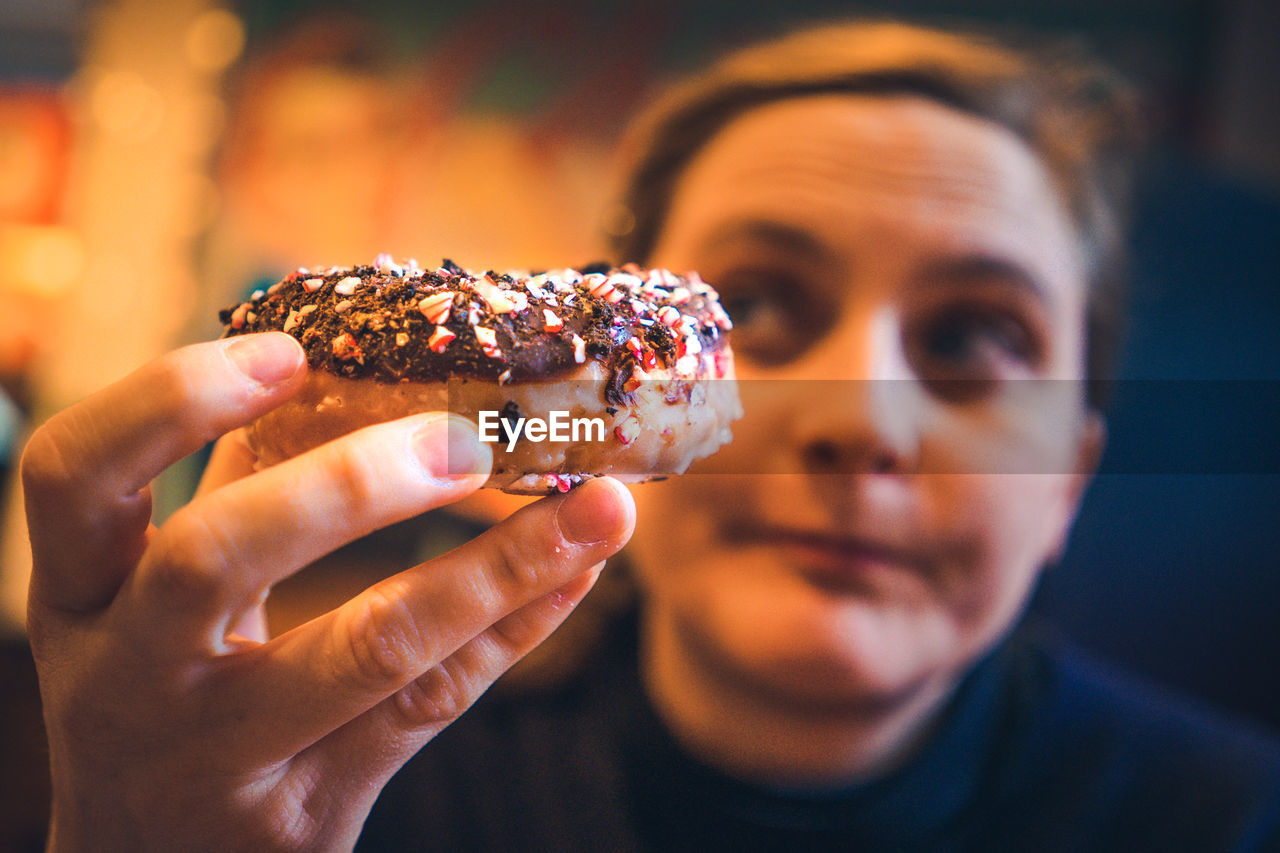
[609,21,1142,410]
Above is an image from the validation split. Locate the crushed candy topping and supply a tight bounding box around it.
[474,276,515,313]
[614,417,640,446]
[331,332,362,362]
[427,325,456,353]
[418,292,453,324]
[473,326,497,348]
[218,255,732,384]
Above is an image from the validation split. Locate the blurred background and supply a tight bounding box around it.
[0,0,1276,839]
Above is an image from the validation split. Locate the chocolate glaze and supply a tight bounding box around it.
[219,259,732,385]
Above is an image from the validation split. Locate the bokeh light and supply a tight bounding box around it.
[184,8,246,74]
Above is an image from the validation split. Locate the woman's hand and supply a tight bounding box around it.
[21,332,635,851]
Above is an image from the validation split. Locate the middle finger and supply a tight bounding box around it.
[211,476,634,765]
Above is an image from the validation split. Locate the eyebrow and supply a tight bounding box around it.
[916,254,1055,309]
[699,219,840,268]
[698,219,1058,309]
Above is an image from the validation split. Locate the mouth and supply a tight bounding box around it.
[721,520,922,595]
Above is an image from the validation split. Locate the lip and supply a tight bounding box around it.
[723,521,921,594]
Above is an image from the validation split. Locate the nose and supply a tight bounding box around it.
[789,304,921,476]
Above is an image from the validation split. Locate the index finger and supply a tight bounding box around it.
[22,333,306,612]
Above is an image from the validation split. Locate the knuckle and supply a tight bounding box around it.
[389,658,474,730]
[19,423,76,499]
[142,508,232,607]
[324,438,390,517]
[337,584,426,692]
[487,605,548,653]
[484,533,550,597]
[254,767,326,851]
[146,357,203,422]
[116,356,208,442]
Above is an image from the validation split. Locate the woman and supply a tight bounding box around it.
[20,20,1280,852]
[362,22,1280,850]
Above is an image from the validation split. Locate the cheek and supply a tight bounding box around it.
[914,394,1089,626]
[928,474,1068,632]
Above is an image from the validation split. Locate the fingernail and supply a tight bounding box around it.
[226,333,304,385]
[555,479,628,545]
[415,415,491,477]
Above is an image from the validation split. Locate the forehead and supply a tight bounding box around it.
[658,94,1081,283]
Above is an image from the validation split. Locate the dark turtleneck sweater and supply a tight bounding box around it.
[358,612,1280,852]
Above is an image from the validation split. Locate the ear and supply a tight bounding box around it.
[1070,412,1106,501]
[1045,412,1107,566]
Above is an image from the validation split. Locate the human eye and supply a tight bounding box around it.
[711,267,814,365]
[905,301,1045,400]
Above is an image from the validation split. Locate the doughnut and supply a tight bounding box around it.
[219,255,741,494]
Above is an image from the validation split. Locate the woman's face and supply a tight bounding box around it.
[630,94,1101,707]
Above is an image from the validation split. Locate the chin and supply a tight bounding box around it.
[665,547,960,708]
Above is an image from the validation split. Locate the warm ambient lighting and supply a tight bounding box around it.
[172,171,221,236]
[184,8,246,73]
[0,224,85,297]
[89,70,165,141]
